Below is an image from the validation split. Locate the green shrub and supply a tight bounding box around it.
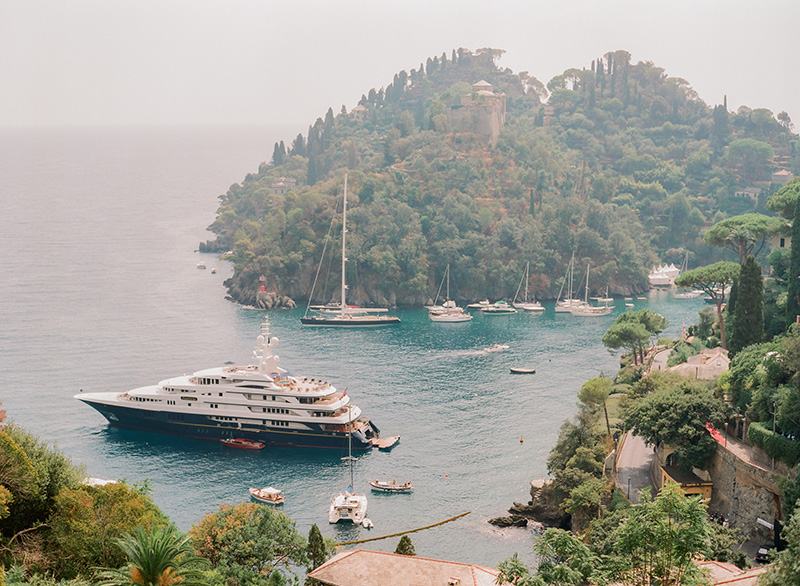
[748,421,800,467]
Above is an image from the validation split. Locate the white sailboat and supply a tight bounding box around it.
[329,407,368,524]
[302,175,400,327]
[569,263,612,316]
[555,252,585,313]
[429,264,472,323]
[512,261,545,312]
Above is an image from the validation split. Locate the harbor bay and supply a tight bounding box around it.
[0,126,706,567]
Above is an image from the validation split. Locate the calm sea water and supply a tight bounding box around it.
[0,127,705,567]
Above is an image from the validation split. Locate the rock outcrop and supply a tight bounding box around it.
[488,479,569,529]
[255,290,297,310]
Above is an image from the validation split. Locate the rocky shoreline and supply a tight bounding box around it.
[488,479,569,530]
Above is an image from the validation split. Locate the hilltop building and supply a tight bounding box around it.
[447,80,507,144]
[733,186,761,203]
[350,104,368,121]
[271,177,297,195]
[772,168,794,185]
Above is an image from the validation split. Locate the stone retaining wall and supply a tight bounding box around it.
[707,444,783,542]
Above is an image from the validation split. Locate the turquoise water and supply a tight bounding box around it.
[0,127,705,567]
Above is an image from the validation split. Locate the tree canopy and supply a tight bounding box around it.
[189,502,307,586]
[766,177,800,219]
[675,262,739,348]
[703,213,785,263]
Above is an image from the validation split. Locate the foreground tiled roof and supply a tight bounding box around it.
[695,560,768,585]
[308,549,507,586]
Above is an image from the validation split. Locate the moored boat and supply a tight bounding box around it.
[330,411,368,523]
[75,321,390,450]
[302,175,400,327]
[221,438,265,450]
[249,486,285,505]
[512,262,545,311]
[429,265,472,323]
[466,300,490,309]
[480,301,517,314]
[569,263,612,317]
[510,367,536,374]
[369,479,413,493]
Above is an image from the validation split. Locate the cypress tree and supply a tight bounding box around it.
[788,196,800,325]
[395,535,415,556]
[307,153,318,185]
[306,523,329,574]
[272,142,284,166]
[730,255,763,354]
[291,133,306,157]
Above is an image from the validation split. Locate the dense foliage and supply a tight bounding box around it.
[499,484,714,586]
[189,502,307,586]
[201,48,799,306]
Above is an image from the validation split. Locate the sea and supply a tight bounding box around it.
[0,126,706,568]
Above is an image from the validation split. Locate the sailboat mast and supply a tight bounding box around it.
[341,174,348,316]
[348,406,354,491]
[446,264,450,302]
[525,261,529,303]
[584,263,590,304]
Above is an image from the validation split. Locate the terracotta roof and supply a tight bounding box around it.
[308,549,508,586]
[694,560,768,585]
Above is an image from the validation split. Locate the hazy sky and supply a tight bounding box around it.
[2,0,797,132]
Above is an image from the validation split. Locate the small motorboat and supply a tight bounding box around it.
[510,367,536,374]
[466,299,490,309]
[369,479,414,493]
[221,438,265,450]
[249,486,285,505]
[484,343,509,353]
[211,268,217,274]
[362,517,374,529]
[196,262,207,269]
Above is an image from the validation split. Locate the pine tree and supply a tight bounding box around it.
[395,535,415,556]
[787,197,800,325]
[730,255,763,354]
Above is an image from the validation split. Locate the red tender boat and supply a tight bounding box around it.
[221,438,265,450]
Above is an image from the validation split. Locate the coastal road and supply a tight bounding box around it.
[616,430,655,504]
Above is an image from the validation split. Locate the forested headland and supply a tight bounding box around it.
[200,48,799,307]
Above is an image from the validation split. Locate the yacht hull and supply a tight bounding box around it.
[78,397,378,450]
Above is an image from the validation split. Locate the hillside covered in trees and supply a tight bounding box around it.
[200,48,799,307]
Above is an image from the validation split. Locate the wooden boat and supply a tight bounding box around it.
[221,437,265,450]
[510,367,536,374]
[249,486,285,505]
[369,479,413,493]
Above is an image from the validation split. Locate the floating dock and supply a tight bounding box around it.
[371,436,400,450]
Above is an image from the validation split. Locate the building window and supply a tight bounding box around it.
[780,238,786,248]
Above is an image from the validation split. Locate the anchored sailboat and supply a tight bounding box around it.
[301,175,400,327]
[429,264,472,323]
[569,263,612,316]
[512,261,544,312]
[329,407,368,524]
